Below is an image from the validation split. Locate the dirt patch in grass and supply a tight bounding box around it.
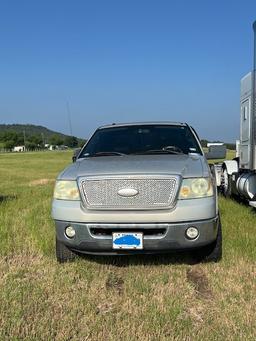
[96,302,116,315]
[186,305,205,324]
[186,266,213,299]
[29,178,54,186]
[105,272,124,294]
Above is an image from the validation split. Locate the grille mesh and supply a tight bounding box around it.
[80,177,179,210]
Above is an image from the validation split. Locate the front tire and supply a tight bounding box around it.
[192,214,222,263]
[56,238,77,263]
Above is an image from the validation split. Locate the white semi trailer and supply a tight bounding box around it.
[215,21,256,207]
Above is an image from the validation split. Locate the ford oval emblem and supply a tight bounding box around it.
[117,188,139,197]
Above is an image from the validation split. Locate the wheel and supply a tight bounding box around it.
[221,167,232,197]
[56,238,77,263]
[192,214,222,263]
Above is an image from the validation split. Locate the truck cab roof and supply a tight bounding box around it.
[98,121,188,130]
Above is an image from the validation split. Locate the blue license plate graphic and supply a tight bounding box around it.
[112,232,143,250]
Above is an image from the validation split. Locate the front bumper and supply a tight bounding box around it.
[55,217,219,255]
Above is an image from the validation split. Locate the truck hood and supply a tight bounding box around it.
[58,154,209,180]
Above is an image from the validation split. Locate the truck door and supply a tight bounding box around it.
[240,98,251,169]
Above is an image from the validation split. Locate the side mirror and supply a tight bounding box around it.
[72,148,81,162]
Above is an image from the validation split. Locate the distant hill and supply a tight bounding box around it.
[0,124,86,150]
[0,124,70,141]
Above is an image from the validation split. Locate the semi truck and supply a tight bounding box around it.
[216,21,256,207]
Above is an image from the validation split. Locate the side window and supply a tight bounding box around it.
[80,133,100,156]
[243,106,248,121]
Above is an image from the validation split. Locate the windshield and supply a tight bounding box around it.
[79,125,202,157]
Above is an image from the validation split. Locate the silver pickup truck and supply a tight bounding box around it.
[52,122,222,263]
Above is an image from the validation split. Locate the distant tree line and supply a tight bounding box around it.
[0,130,86,151]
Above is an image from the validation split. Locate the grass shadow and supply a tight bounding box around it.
[82,251,199,267]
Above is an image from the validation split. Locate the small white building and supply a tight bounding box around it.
[207,143,224,147]
[13,145,26,152]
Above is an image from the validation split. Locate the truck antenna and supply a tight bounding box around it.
[253,21,256,70]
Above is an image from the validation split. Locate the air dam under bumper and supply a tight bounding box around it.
[55,217,219,255]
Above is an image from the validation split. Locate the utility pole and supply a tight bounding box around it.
[66,101,73,136]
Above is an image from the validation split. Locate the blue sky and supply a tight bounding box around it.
[0,0,256,142]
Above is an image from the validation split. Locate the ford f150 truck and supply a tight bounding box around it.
[52,122,222,263]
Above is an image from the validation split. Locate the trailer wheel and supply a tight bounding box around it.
[192,214,222,263]
[221,167,232,197]
[56,238,77,263]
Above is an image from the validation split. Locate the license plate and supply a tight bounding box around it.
[112,232,143,250]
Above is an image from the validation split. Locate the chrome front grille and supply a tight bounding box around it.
[79,176,179,210]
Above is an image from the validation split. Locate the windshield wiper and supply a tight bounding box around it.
[85,151,127,157]
[133,146,185,155]
[137,150,183,155]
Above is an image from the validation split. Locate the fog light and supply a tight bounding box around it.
[65,226,76,238]
[185,227,199,240]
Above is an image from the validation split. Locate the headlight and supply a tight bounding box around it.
[179,178,213,199]
[53,180,80,200]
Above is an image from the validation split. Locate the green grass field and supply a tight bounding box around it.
[0,151,256,340]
